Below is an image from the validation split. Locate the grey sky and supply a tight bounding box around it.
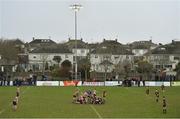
[0,0,180,44]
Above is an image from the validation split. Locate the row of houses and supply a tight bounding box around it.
[0,38,179,80]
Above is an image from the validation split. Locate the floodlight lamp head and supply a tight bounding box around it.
[69,4,83,12]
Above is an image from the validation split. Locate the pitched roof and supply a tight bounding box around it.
[30,44,72,54]
[0,59,16,66]
[11,39,24,45]
[91,47,133,55]
[151,40,180,55]
[0,39,24,45]
[88,43,99,51]
[64,38,87,49]
[91,39,133,55]
[130,40,157,49]
[100,39,122,46]
[29,38,56,44]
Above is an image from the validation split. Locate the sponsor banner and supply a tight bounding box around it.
[172,82,180,86]
[163,82,170,86]
[105,81,119,86]
[155,82,170,86]
[10,81,13,86]
[145,81,155,86]
[155,82,164,86]
[145,81,170,86]
[60,81,82,86]
[21,81,30,85]
[36,81,59,86]
[83,82,104,86]
[118,81,123,86]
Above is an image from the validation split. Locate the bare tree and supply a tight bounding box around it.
[114,60,131,79]
[53,56,62,67]
[100,60,113,81]
[40,54,48,73]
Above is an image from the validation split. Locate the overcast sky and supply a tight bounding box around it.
[0,0,180,44]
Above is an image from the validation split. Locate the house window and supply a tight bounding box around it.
[102,46,107,49]
[156,65,161,69]
[81,50,85,54]
[174,57,179,60]
[92,64,95,70]
[33,56,36,59]
[165,65,172,68]
[114,56,119,59]
[103,56,110,60]
[96,65,98,70]
[126,56,129,59]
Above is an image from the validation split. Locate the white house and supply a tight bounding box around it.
[28,45,73,71]
[130,40,158,56]
[146,40,180,70]
[90,54,133,73]
[90,39,134,73]
[64,38,89,59]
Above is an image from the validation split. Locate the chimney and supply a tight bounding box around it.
[115,39,117,42]
[149,36,152,43]
[32,37,35,41]
[80,38,83,41]
[103,38,106,42]
[68,37,71,41]
[172,40,175,43]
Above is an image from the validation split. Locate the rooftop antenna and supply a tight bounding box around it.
[80,32,82,39]
[115,35,118,41]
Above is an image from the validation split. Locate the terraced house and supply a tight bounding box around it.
[147,40,180,70]
[64,38,89,59]
[129,40,158,56]
[90,39,134,80]
[28,45,73,72]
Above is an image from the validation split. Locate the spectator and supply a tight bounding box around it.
[41,74,43,81]
[14,77,18,86]
[0,75,2,86]
[7,75,11,86]
[143,80,145,87]
[3,75,6,86]
[137,79,140,87]
[33,74,37,85]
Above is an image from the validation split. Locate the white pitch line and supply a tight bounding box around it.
[0,109,5,115]
[76,87,103,119]
[0,86,30,115]
[90,105,103,119]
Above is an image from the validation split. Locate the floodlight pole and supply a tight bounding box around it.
[70,4,82,80]
[74,9,77,81]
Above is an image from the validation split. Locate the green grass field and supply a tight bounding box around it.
[0,86,180,118]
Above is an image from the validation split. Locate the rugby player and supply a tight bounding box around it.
[12,97,18,111]
[162,96,167,114]
[146,86,150,95]
[155,89,159,102]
